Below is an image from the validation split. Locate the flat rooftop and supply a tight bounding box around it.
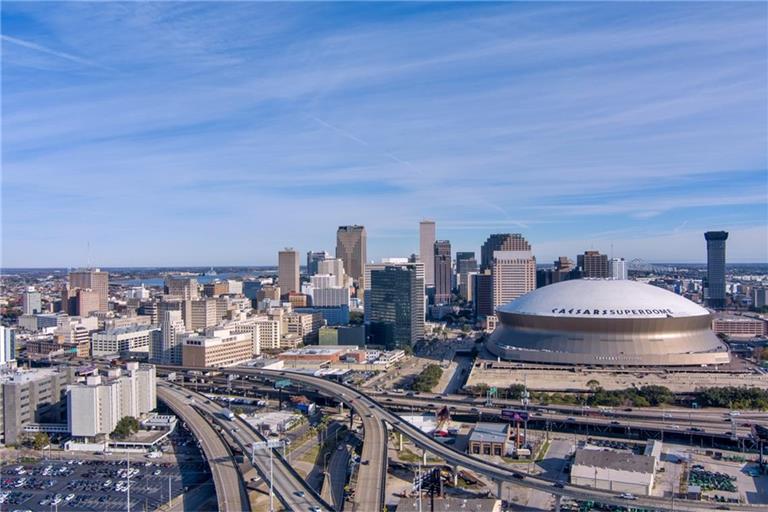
[574,448,655,474]
[469,423,509,444]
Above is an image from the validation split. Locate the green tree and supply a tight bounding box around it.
[507,384,527,400]
[349,310,364,326]
[32,432,50,450]
[112,416,140,439]
[586,379,601,392]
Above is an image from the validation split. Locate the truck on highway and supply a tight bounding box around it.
[218,408,235,421]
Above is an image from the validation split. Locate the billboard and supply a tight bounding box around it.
[501,409,528,422]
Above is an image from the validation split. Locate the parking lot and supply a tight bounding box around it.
[0,423,210,510]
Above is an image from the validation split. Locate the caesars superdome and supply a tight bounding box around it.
[487,279,730,367]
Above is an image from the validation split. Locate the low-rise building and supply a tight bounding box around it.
[396,498,501,512]
[713,316,767,338]
[182,329,253,367]
[92,325,159,357]
[571,448,655,495]
[319,325,365,346]
[279,346,350,364]
[467,423,510,456]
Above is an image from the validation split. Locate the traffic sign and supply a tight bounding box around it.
[252,440,283,451]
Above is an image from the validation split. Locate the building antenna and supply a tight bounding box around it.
[86,241,92,270]
[610,242,614,260]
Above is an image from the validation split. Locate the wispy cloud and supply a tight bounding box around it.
[1,2,766,266]
[1,34,114,71]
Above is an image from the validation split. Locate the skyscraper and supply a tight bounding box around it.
[456,252,478,300]
[0,326,16,367]
[278,248,300,298]
[317,258,348,288]
[68,268,109,312]
[419,220,436,287]
[306,250,330,276]
[336,225,367,291]
[609,258,628,280]
[165,275,198,330]
[536,256,578,288]
[154,310,186,365]
[577,251,610,278]
[367,262,425,349]
[705,231,729,309]
[433,240,452,304]
[491,249,536,309]
[472,271,494,318]
[480,234,530,271]
[21,287,42,315]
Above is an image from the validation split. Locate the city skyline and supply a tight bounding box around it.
[2,2,767,267]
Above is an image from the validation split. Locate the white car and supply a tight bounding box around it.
[619,493,636,500]
[65,494,75,501]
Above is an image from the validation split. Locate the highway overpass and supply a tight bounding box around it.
[157,384,250,512]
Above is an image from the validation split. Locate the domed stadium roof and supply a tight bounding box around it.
[497,279,708,319]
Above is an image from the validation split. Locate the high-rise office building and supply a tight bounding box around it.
[166,275,199,300]
[609,258,628,280]
[153,310,186,365]
[577,251,610,278]
[317,258,348,288]
[75,288,100,317]
[336,225,367,290]
[752,287,767,308]
[68,268,109,312]
[367,262,425,349]
[419,220,436,287]
[278,248,300,298]
[306,251,330,276]
[0,326,16,367]
[21,287,42,315]
[433,240,452,304]
[190,298,218,331]
[491,249,536,309]
[480,234,530,271]
[705,231,729,309]
[203,281,228,297]
[536,256,578,288]
[165,275,198,330]
[473,271,494,318]
[456,252,478,300]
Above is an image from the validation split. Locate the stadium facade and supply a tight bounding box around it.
[487,279,730,367]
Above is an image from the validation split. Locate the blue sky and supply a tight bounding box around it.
[2,2,766,267]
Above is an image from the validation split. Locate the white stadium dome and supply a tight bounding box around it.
[487,279,730,367]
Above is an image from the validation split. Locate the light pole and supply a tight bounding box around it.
[126,450,131,512]
[252,440,282,512]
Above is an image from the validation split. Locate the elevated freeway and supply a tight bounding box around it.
[165,381,333,512]
[223,367,765,512]
[157,384,249,512]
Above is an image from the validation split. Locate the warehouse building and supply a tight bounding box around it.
[570,448,655,495]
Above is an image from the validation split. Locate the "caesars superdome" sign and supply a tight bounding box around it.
[550,308,674,316]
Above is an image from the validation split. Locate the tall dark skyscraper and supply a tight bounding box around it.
[306,250,330,276]
[704,231,728,309]
[336,225,367,290]
[367,263,425,349]
[456,251,478,300]
[480,234,530,271]
[473,271,494,318]
[433,240,452,304]
[577,250,610,278]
